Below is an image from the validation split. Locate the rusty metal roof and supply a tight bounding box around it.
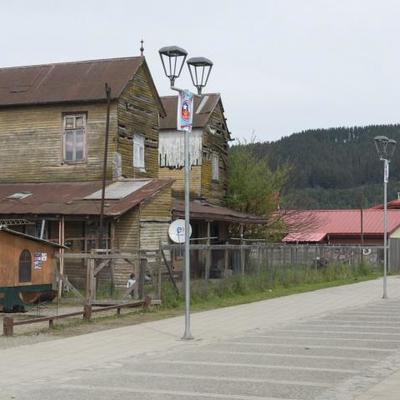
[172,199,266,224]
[0,57,165,113]
[0,179,173,217]
[282,209,400,243]
[160,93,221,130]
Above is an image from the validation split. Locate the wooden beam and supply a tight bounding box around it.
[58,253,136,260]
[94,259,110,276]
[58,216,65,298]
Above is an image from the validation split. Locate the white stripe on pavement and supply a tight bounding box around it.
[249,334,400,343]
[154,359,360,374]
[58,384,299,400]
[121,371,331,388]
[222,341,392,353]
[182,350,379,362]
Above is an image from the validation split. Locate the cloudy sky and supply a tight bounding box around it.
[2,0,400,142]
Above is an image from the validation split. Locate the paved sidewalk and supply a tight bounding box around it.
[354,369,400,400]
[1,277,400,400]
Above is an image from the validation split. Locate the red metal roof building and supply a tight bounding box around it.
[282,209,400,245]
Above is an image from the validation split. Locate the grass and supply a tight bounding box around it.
[161,262,380,312]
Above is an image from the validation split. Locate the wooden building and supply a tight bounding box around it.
[0,227,64,312]
[159,93,230,205]
[0,56,173,287]
[159,94,266,276]
[0,180,173,287]
[0,56,165,182]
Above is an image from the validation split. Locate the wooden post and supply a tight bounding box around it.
[83,304,92,320]
[109,221,116,291]
[86,255,95,304]
[3,316,14,337]
[224,241,229,277]
[205,221,211,280]
[240,225,245,276]
[138,258,147,300]
[58,216,65,299]
[156,266,162,300]
[144,295,152,310]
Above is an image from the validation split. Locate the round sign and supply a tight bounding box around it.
[168,219,192,243]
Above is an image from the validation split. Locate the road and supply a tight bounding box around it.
[2,277,400,400]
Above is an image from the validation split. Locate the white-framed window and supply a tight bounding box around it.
[63,114,86,162]
[133,134,145,169]
[211,153,219,181]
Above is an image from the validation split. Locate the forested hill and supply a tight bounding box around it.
[246,124,400,209]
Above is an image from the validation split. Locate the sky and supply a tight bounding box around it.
[2,0,400,142]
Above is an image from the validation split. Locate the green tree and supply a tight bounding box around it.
[226,144,290,217]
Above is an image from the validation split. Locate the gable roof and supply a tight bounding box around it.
[0,56,165,115]
[160,93,222,130]
[282,209,400,243]
[370,198,400,210]
[0,179,173,217]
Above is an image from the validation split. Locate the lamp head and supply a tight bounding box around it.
[374,136,397,161]
[187,57,213,95]
[159,46,188,86]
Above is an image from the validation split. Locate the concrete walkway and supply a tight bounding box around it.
[1,277,400,400]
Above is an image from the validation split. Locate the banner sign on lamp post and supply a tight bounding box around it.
[177,90,194,131]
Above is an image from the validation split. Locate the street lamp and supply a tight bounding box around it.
[159,45,213,339]
[187,57,213,95]
[374,135,397,299]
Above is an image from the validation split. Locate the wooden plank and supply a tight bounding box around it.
[59,253,136,260]
[94,259,110,276]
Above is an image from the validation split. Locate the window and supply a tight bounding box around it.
[19,250,32,283]
[211,153,219,181]
[133,134,145,169]
[63,114,86,162]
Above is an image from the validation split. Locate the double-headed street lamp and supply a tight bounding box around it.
[374,135,396,299]
[159,46,213,339]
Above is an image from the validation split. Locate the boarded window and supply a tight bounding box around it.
[211,153,219,181]
[19,250,32,283]
[63,114,86,162]
[133,134,145,169]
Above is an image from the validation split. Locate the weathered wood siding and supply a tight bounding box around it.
[201,101,229,205]
[63,221,85,287]
[0,231,55,287]
[158,100,229,204]
[117,65,160,179]
[158,166,202,199]
[0,102,118,183]
[113,207,140,286]
[139,186,171,251]
[159,129,203,167]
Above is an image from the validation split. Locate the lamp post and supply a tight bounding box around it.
[374,135,396,299]
[159,46,213,339]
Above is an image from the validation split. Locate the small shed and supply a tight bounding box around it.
[0,227,64,312]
